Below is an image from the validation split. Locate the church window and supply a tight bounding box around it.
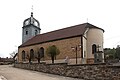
[26,31,28,35]
[30,49,34,60]
[92,44,97,54]
[22,50,25,61]
[35,30,38,35]
[39,47,44,58]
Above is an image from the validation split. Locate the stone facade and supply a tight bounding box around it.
[18,36,82,64]
[14,63,120,80]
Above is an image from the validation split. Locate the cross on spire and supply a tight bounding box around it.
[31,5,33,12]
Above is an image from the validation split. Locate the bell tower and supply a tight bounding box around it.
[22,12,41,43]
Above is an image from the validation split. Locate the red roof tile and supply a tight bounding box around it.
[19,23,104,47]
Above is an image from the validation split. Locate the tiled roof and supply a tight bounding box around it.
[19,23,104,47]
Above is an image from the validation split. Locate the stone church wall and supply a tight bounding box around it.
[18,36,82,64]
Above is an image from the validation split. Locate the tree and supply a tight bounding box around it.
[9,51,16,58]
[104,48,116,60]
[35,48,44,63]
[35,52,41,63]
[26,54,31,63]
[109,48,116,59]
[115,47,120,59]
[46,45,60,64]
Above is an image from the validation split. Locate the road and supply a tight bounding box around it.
[0,65,81,80]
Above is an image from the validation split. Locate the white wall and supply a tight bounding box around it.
[86,28,104,59]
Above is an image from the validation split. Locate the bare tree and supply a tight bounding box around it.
[9,51,16,58]
[26,54,31,63]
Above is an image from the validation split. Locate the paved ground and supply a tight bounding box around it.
[0,65,81,80]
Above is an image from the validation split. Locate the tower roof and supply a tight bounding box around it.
[23,12,40,27]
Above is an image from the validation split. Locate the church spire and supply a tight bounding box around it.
[23,5,40,27]
[31,12,33,17]
[30,5,34,24]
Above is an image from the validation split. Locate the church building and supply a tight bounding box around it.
[17,12,104,64]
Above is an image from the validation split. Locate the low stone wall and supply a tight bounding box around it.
[14,63,120,80]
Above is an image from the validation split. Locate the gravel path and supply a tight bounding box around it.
[0,65,81,80]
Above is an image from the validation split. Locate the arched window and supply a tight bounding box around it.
[25,29,28,35]
[22,50,25,61]
[26,31,28,35]
[30,49,34,59]
[92,44,97,54]
[35,30,38,35]
[39,47,44,58]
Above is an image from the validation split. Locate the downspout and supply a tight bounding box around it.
[81,35,85,64]
[81,28,89,64]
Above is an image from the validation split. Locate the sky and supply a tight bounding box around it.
[0,0,120,57]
